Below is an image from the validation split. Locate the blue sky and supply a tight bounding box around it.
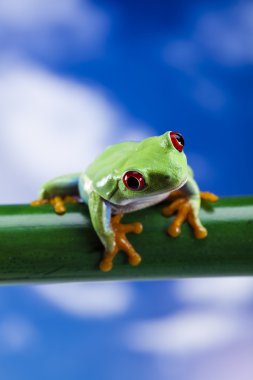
[0,0,253,379]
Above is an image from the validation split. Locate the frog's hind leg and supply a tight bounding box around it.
[100,214,143,272]
[31,173,81,214]
[162,175,218,239]
[32,195,78,215]
[163,195,207,239]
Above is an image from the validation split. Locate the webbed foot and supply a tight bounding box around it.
[31,196,78,215]
[100,214,143,272]
[162,191,218,239]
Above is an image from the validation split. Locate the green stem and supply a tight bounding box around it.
[0,196,252,284]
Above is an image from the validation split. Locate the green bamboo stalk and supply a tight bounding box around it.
[0,196,252,284]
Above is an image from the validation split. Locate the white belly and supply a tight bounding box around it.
[109,190,171,214]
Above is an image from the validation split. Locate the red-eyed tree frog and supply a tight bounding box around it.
[32,131,218,272]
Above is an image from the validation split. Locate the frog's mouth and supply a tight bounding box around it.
[107,175,188,207]
[107,179,121,200]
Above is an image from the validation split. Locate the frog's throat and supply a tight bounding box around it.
[107,175,188,208]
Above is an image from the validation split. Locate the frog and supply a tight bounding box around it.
[32,131,218,272]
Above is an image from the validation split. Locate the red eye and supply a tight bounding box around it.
[123,171,146,191]
[170,131,185,152]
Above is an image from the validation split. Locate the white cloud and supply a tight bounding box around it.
[188,343,253,380]
[175,278,253,308]
[0,58,151,203]
[164,2,253,69]
[0,0,110,59]
[33,282,134,318]
[163,2,253,111]
[126,278,253,356]
[0,315,37,352]
[126,311,243,355]
[195,2,253,65]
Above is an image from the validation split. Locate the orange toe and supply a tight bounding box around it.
[132,222,143,234]
[100,258,113,272]
[168,224,181,238]
[194,227,208,239]
[128,253,142,266]
[200,192,219,202]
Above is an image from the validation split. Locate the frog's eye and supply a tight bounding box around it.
[170,131,185,152]
[123,171,146,191]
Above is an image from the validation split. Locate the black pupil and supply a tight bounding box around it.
[175,133,184,146]
[127,176,140,190]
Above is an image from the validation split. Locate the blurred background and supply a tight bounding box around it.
[0,0,253,378]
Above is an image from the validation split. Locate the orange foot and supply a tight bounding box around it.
[100,214,143,272]
[31,195,78,215]
[162,191,219,239]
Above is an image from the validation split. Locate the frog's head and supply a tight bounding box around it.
[112,131,188,204]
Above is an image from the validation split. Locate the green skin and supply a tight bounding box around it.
[39,132,202,253]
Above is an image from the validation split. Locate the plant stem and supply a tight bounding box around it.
[0,196,252,284]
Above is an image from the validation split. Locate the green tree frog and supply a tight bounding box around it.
[32,131,218,272]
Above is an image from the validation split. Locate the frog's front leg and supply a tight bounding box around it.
[88,192,143,272]
[162,176,218,239]
[31,173,81,214]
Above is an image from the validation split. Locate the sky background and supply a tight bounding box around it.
[0,0,253,379]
